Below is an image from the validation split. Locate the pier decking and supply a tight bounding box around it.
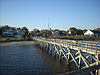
[33,37,100,75]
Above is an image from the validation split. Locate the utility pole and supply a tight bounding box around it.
[48,17,50,30]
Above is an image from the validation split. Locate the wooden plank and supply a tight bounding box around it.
[59,64,100,75]
[34,38,100,75]
[33,38,100,54]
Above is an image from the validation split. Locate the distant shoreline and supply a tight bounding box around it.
[0,41,34,47]
[0,37,33,42]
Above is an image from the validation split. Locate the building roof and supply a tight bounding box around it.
[91,30,100,34]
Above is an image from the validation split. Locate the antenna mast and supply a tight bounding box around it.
[48,17,50,30]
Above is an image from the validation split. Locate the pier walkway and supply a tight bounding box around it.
[33,37,100,75]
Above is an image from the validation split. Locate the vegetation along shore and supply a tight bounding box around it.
[0,41,34,47]
[0,25,100,41]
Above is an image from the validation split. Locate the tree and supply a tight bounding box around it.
[62,30,67,36]
[30,29,40,36]
[22,27,28,34]
[1,25,10,31]
[0,25,10,36]
[68,27,84,35]
[77,29,83,35]
[33,29,40,34]
[66,30,69,35]
[83,29,87,33]
[40,30,52,36]
[69,27,77,35]
[0,28,2,35]
[12,28,17,35]
[95,28,100,31]
[54,29,60,31]
[22,27,29,38]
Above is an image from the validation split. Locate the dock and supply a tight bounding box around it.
[33,37,100,75]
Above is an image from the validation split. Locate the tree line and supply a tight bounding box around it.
[0,25,100,37]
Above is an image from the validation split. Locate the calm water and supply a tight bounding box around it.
[0,45,69,75]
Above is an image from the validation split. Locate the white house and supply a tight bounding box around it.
[68,30,71,34]
[3,28,14,37]
[15,29,26,37]
[52,31,63,36]
[84,30,100,36]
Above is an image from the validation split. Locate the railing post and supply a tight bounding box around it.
[96,53,100,75]
[86,42,88,51]
[77,50,82,69]
[54,45,56,58]
[66,41,68,47]
[91,43,92,51]
[72,42,73,49]
[78,55,81,69]
[67,54,70,65]
[78,42,80,50]
[96,43,98,55]
[59,51,61,62]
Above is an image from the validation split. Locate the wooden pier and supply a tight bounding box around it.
[33,37,100,75]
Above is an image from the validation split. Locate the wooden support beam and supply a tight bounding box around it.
[78,54,81,69]
[33,38,100,75]
[96,54,100,75]
[61,64,100,75]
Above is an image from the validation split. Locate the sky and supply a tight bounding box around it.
[0,0,100,31]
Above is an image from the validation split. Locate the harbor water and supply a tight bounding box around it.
[0,44,70,75]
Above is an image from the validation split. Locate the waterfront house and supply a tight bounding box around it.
[15,29,26,37]
[2,28,14,37]
[52,31,65,36]
[52,31,59,36]
[84,30,100,36]
[34,33,41,37]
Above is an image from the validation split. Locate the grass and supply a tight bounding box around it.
[0,35,100,42]
[0,37,32,42]
[0,41,34,46]
[49,35,100,40]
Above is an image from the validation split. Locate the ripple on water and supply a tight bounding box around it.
[0,45,70,75]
